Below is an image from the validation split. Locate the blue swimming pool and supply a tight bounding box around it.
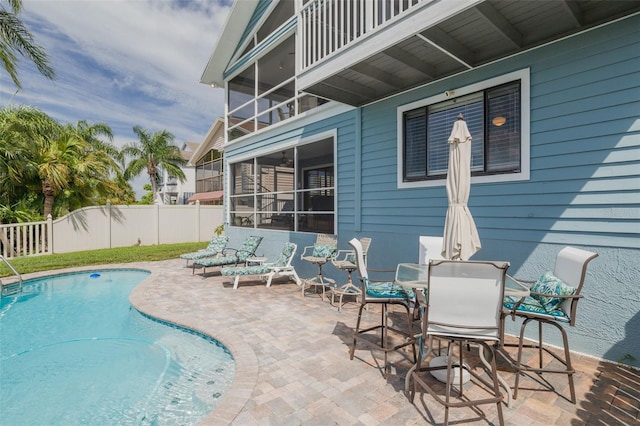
[0,269,234,425]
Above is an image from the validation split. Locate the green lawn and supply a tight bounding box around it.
[0,242,206,278]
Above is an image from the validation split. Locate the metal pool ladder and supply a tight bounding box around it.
[0,255,23,297]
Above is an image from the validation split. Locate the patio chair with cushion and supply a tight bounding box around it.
[300,233,338,299]
[193,235,264,276]
[410,259,510,426]
[179,235,229,266]
[220,242,301,289]
[330,237,372,311]
[348,237,416,376]
[501,246,598,403]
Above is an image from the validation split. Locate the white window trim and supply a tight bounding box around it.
[396,68,530,189]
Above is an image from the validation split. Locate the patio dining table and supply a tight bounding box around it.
[395,262,530,407]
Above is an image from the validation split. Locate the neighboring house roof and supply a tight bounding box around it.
[187,190,224,203]
[185,141,200,151]
[188,117,226,166]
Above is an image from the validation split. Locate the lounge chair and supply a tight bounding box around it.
[193,235,263,275]
[220,242,300,289]
[179,235,229,266]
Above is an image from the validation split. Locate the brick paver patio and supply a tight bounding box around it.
[26,259,638,425]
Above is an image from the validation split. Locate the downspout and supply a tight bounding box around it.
[355,108,362,232]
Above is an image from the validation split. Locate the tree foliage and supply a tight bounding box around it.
[122,125,187,200]
[0,105,134,222]
[0,0,55,88]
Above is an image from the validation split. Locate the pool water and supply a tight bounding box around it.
[0,269,234,425]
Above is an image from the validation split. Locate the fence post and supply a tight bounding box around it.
[47,214,53,254]
[106,200,112,248]
[196,200,201,242]
[154,203,160,245]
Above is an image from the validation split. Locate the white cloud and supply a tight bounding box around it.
[1,0,232,195]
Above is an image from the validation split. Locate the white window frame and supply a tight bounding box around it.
[397,68,530,188]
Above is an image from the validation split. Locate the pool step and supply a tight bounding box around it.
[2,280,22,296]
[0,255,22,297]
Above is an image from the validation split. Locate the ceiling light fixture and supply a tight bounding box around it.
[492,116,506,127]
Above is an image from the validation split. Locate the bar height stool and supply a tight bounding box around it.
[331,237,372,311]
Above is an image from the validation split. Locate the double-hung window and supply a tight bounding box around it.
[398,69,529,187]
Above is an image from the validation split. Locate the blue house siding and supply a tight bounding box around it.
[346,15,639,362]
[221,15,638,362]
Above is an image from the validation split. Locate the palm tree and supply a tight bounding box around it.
[0,106,122,218]
[122,126,187,201]
[36,122,122,218]
[0,0,55,89]
[0,105,50,206]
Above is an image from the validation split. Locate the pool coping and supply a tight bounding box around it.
[13,264,256,425]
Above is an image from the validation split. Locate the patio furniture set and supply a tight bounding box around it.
[179,233,597,425]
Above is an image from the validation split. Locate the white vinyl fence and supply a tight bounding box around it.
[0,201,223,258]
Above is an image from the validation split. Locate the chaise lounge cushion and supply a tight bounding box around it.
[194,235,263,269]
[180,236,229,261]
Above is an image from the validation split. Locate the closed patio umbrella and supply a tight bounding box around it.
[442,114,481,260]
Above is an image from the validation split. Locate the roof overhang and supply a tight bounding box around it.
[298,0,640,106]
[200,0,260,87]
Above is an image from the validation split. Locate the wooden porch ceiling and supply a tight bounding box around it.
[299,0,640,106]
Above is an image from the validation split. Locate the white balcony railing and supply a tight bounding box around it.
[299,0,429,70]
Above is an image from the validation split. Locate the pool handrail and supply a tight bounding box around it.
[0,254,23,297]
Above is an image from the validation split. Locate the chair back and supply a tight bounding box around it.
[311,234,338,259]
[316,233,337,246]
[419,236,444,264]
[273,242,297,267]
[553,246,598,325]
[348,237,369,283]
[237,236,264,262]
[207,235,229,252]
[360,237,372,266]
[427,259,509,341]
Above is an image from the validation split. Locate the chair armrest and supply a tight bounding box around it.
[333,249,354,262]
[506,274,535,287]
[528,291,583,300]
[300,245,314,259]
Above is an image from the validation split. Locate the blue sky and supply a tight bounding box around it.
[1,0,233,197]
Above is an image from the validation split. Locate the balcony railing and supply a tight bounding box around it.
[299,0,429,70]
